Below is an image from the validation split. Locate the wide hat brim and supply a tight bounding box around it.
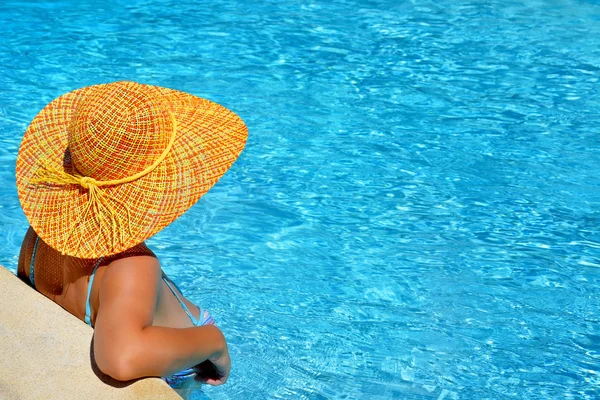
[16,82,248,258]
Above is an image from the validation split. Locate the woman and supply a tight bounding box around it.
[15,81,248,394]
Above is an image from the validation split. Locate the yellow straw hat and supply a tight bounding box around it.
[16,81,248,258]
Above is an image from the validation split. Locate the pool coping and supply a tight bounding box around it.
[0,265,181,400]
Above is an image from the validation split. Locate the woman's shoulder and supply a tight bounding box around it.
[100,243,162,290]
[96,248,163,323]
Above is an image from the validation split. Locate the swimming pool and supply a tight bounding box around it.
[1,0,599,398]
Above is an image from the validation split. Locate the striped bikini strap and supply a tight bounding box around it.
[84,257,104,327]
[29,237,40,288]
[162,274,204,327]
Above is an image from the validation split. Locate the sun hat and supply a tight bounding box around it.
[16,81,248,259]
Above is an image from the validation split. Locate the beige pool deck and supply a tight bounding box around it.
[0,265,181,400]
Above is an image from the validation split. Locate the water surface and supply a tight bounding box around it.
[1,0,599,398]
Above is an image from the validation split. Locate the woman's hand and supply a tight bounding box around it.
[203,343,231,386]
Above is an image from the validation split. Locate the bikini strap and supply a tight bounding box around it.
[84,257,104,327]
[29,237,40,288]
[162,274,202,326]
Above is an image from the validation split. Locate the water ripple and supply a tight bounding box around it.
[1,0,600,398]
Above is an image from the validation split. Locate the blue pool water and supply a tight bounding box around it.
[1,0,600,398]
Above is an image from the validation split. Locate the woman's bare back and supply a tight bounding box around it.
[17,227,203,330]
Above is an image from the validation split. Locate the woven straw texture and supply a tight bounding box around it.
[16,81,247,259]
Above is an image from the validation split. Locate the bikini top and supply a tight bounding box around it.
[28,237,209,327]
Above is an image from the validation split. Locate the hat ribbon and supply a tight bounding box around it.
[31,115,177,256]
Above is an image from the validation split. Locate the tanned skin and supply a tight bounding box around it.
[17,227,230,389]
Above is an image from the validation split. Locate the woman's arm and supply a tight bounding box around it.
[93,255,228,382]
